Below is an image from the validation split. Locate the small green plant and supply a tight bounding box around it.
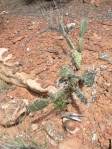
[52,90,68,110]
[59,18,88,70]
[59,65,87,104]
[29,19,88,120]
[59,65,74,79]
[71,50,82,70]
[78,18,88,52]
[72,18,88,69]
[82,70,96,87]
[27,98,49,113]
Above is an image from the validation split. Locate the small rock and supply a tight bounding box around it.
[7,95,14,99]
[0,99,28,127]
[22,99,29,106]
[29,112,34,117]
[65,12,69,16]
[104,82,111,87]
[63,118,80,134]
[99,52,110,60]
[32,21,36,25]
[1,103,9,110]
[31,124,38,131]
[0,48,8,60]
[92,133,98,143]
[26,47,31,52]
[57,36,64,40]
[13,36,24,44]
[0,11,8,15]
[28,26,33,30]
[100,65,107,71]
[66,23,76,32]
[99,52,112,64]
[15,61,23,67]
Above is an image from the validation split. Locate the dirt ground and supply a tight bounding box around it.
[0,0,112,149]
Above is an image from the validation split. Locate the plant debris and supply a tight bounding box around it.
[43,122,64,144]
[61,112,83,122]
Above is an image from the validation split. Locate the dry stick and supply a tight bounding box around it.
[59,19,80,70]
[100,22,112,26]
[59,20,76,50]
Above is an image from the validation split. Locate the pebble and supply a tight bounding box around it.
[92,133,98,143]
[57,36,64,40]
[31,124,38,131]
[100,65,107,71]
[26,47,31,52]
[63,118,80,135]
